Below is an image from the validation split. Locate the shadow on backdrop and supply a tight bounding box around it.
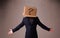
[0,0,9,23]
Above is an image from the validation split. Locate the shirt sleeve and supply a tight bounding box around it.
[12,18,24,33]
[36,17,50,31]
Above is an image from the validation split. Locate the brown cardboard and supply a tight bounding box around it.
[23,6,37,17]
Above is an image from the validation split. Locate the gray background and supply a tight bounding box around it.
[0,0,60,38]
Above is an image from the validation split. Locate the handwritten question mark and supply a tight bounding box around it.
[28,8,33,15]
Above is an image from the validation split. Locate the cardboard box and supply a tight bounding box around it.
[23,6,37,17]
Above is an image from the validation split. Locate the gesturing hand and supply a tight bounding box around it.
[50,28,54,32]
[8,29,13,35]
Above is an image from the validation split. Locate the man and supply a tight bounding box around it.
[8,6,53,38]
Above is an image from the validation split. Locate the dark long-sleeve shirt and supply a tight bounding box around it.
[12,17,50,38]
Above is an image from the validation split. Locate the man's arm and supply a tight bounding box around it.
[8,18,24,35]
[12,20,24,33]
[36,17,50,31]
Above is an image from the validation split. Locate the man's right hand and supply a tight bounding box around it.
[8,29,13,35]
